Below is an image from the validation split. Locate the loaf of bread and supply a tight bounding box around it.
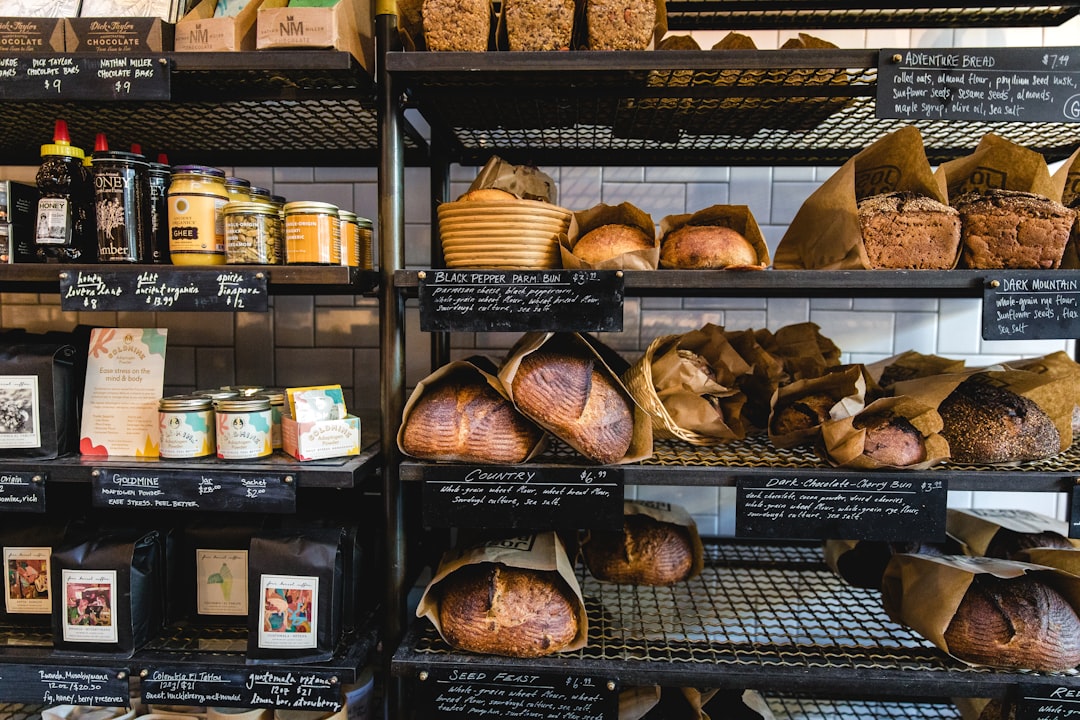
[457,188,517,201]
[504,0,574,50]
[943,574,1080,671]
[857,191,961,269]
[660,225,758,269]
[984,528,1075,560]
[511,343,634,464]
[437,562,579,657]
[583,514,695,585]
[573,224,654,264]
[658,34,700,50]
[771,393,834,435]
[954,190,1076,269]
[401,374,544,463]
[938,378,1061,463]
[586,0,655,49]
[423,0,491,51]
[854,411,926,466]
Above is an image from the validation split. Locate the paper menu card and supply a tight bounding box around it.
[80,328,167,458]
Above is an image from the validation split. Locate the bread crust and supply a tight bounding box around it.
[984,528,1075,560]
[660,225,758,269]
[771,393,834,435]
[938,378,1061,463]
[583,514,694,585]
[954,189,1075,269]
[573,224,654,264]
[854,411,926,466]
[857,191,961,269]
[457,188,518,202]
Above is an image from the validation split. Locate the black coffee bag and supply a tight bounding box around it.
[0,342,77,459]
[1,517,68,625]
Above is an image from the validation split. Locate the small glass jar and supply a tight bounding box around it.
[168,165,228,266]
[196,389,239,407]
[356,216,374,270]
[216,396,272,459]
[224,201,282,265]
[249,186,274,204]
[338,210,361,267]
[159,395,215,459]
[225,177,252,203]
[284,201,341,265]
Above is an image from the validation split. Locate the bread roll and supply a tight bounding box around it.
[854,411,926,466]
[984,528,1075,560]
[660,225,758,269]
[402,375,544,463]
[438,563,578,657]
[857,191,961,269]
[938,378,1061,463]
[954,189,1075,269]
[771,393,834,435]
[583,514,694,585]
[511,344,634,464]
[457,188,517,202]
[573,224,654,264]
[944,574,1080,671]
[658,34,700,50]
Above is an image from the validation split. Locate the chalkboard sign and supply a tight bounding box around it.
[418,270,624,332]
[0,664,130,705]
[0,470,45,513]
[0,54,170,100]
[878,46,1080,123]
[91,468,296,513]
[735,476,947,541]
[141,666,343,710]
[59,269,268,312]
[1017,682,1080,720]
[415,667,618,720]
[423,466,623,530]
[1070,484,1080,539]
[981,272,1080,340]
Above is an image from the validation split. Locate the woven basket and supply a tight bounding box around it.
[622,334,718,445]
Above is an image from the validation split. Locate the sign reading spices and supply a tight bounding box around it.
[59,269,268,312]
[141,666,343,710]
[91,468,296,513]
[0,664,130,705]
[0,470,46,513]
[981,272,1080,340]
[0,54,170,100]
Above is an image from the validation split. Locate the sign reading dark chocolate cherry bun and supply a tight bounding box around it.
[91,468,296,513]
[0,470,46,513]
[59,269,268,312]
[0,55,170,101]
[422,465,623,530]
[0,663,129,705]
[735,475,946,541]
[415,667,618,720]
[1017,681,1080,720]
[982,272,1080,340]
[418,270,624,332]
[141,666,342,710]
[878,46,1080,123]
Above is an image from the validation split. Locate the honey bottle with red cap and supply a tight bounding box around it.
[33,119,95,262]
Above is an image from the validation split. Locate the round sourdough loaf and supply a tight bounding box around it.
[938,378,1060,463]
[437,563,578,657]
[583,514,695,585]
[456,188,518,202]
[573,224,654,264]
[854,411,926,466]
[857,191,961,269]
[659,225,758,269]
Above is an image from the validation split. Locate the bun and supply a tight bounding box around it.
[984,528,1075,560]
[573,224,654,264]
[944,574,1080,671]
[771,393,833,435]
[660,225,758,269]
[438,563,578,657]
[583,514,694,585]
[854,411,926,466]
[938,377,1060,463]
[457,188,518,202]
[402,374,544,463]
[954,189,1075,269]
[511,342,634,464]
[857,191,961,269]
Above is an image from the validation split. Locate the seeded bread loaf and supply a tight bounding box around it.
[938,377,1061,464]
[857,191,961,269]
[954,189,1075,269]
[583,513,695,585]
[423,0,491,51]
[505,0,575,50]
[586,0,656,49]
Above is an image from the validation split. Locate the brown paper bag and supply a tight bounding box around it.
[756,322,841,382]
[620,686,662,720]
[1016,547,1080,577]
[465,155,558,204]
[773,126,949,269]
[952,698,1008,720]
[939,133,1058,199]
[824,538,954,589]
[1053,146,1080,268]
[768,365,866,448]
[820,395,949,470]
[415,532,588,655]
[867,350,965,391]
[724,328,788,430]
[1004,351,1080,433]
[659,205,769,269]
[946,508,1078,557]
[561,202,659,270]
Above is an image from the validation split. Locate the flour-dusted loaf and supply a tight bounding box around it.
[857,191,961,269]
[954,189,1076,269]
[504,0,575,50]
[660,225,758,269]
[944,574,1080,671]
[423,0,491,51]
[583,513,695,585]
[573,224,654,264]
[938,377,1061,463]
[586,0,656,49]
[854,411,926,466]
[437,562,579,657]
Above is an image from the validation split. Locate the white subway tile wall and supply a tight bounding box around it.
[1,17,1077,529]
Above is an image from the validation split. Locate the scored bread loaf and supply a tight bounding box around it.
[660,225,758,269]
[423,0,492,51]
[504,0,574,50]
[938,377,1061,464]
[573,224,654,264]
[854,411,926,466]
[857,191,961,269]
[954,189,1076,269]
[583,513,695,585]
[943,573,1080,671]
[438,562,579,657]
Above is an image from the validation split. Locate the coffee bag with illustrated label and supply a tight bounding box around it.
[1,517,68,625]
[0,342,78,459]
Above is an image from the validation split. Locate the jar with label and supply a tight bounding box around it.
[34,119,95,262]
[92,147,152,263]
[197,389,239,406]
[284,201,341,265]
[225,201,282,265]
[159,395,215,459]
[356,215,374,270]
[249,186,274,204]
[216,396,272,459]
[225,177,252,203]
[147,154,171,263]
[168,165,229,265]
[338,210,361,267]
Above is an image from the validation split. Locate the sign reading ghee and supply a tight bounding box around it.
[284,201,341,265]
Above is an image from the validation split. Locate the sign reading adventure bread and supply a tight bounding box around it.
[878,46,1080,123]
[414,668,618,720]
[982,271,1080,340]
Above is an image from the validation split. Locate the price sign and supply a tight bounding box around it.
[415,668,617,720]
[141,667,342,710]
[91,468,296,513]
[0,55,170,100]
[1017,682,1080,720]
[419,269,624,332]
[0,664,130,705]
[60,269,268,312]
[982,272,1080,340]
[423,466,623,530]
[0,470,46,513]
[878,46,1080,122]
[736,475,947,541]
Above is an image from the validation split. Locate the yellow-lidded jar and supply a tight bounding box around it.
[284,201,341,265]
[168,165,228,265]
[338,210,361,267]
[224,201,282,265]
[356,216,373,270]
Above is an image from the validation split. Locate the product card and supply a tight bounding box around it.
[80,328,167,457]
[196,549,248,616]
[0,376,40,449]
[4,546,50,614]
[62,569,118,644]
[258,574,318,650]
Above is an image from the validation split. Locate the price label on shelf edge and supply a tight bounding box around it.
[0,470,46,513]
[415,668,618,720]
[0,55,170,101]
[982,272,1080,340]
[91,468,296,513]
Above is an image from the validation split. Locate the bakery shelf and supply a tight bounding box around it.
[387,50,1080,166]
[764,696,961,719]
[391,540,1079,698]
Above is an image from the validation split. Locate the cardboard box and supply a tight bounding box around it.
[65,17,174,52]
[256,0,372,72]
[0,17,65,52]
[175,0,271,52]
[281,413,360,461]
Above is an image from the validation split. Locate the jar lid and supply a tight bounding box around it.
[217,397,271,412]
[40,143,84,160]
[226,177,251,188]
[338,210,358,222]
[355,216,373,228]
[159,394,213,411]
[284,201,340,215]
[196,389,239,402]
[250,186,272,198]
[261,388,286,404]
[224,201,279,215]
[172,165,226,179]
[91,150,149,165]
[220,385,266,396]
[271,195,288,204]
[148,162,171,173]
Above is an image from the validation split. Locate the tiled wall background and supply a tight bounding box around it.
[1,18,1077,534]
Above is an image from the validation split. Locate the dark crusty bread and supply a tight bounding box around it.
[854,411,926,466]
[984,528,1075,560]
[954,189,1076,269]
[438,563,578,657]
[583,514,695,585]
[504,0,574,50]
[402,375,544,463]
[835,540,949,589]
[857,191,961,269]
[771,393,834,435]
[660,225,759,269]
[944,574,1080,671]
[938,378,1061,463]
[573,224,654,264]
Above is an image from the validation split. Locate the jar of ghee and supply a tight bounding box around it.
[159,395,215,459]
[225,201,282,265]
[216,396,272,459]
[168,165,228,265]
[356,215,373,270]
[225,176,252,203]
[284,201,341,265]
[338,210,361,267]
